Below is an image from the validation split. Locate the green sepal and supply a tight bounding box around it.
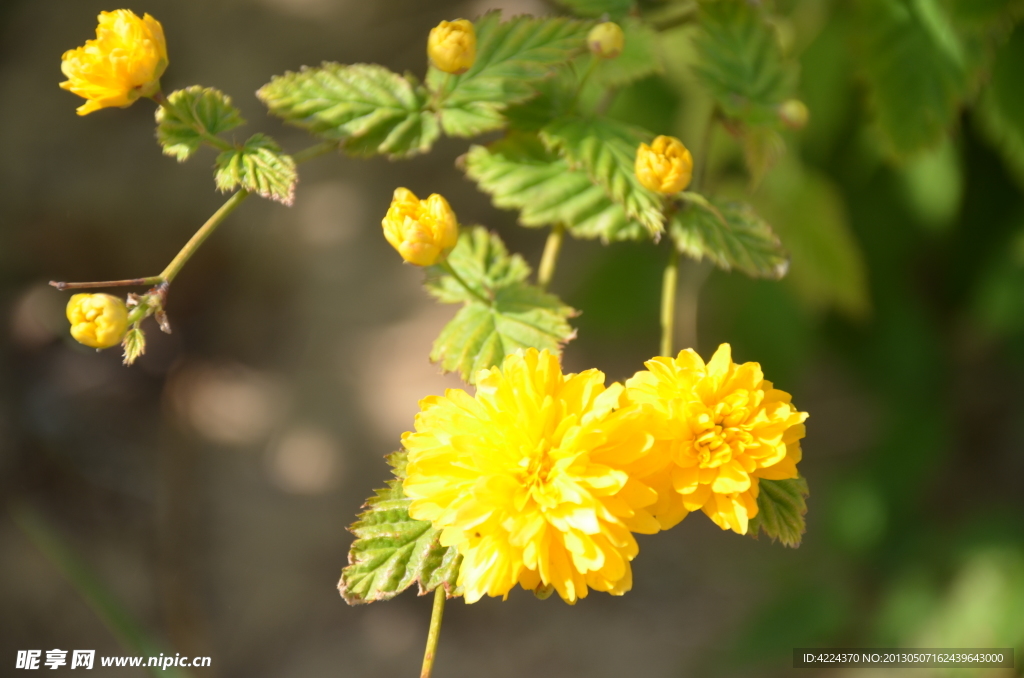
[257,63,439,159]
[540,116,664,236]
[552,0,635,19]
[425,228,577,383]
[428,12,591,138]
[155,86,245,162]
[214,134,298,205]
[692,0,797,127]
[121,328,146,366]
[748,477,809,548]
[463,133,647,242]
[339,451,462,605]
[671,194,789,280]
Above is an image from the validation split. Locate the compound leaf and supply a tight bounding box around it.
[258,63,439,159]
[541,116,665,236]
[429,13,591,137]
[693,0,797,126]
[215,134,297,205]
[463,133,647,242]
[156,86,245,162]
[339,451,461,604]
[671,194,789,279]
[748,477,809,548]
[856,0,966,157]
[425,228,576,383]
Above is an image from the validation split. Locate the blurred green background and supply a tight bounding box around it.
[1,0,1023,676]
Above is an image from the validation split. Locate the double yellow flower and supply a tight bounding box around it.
[60,9,168,115]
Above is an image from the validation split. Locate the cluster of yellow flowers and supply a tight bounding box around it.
[402,347,807,604]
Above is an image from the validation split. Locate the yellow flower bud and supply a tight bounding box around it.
[778,99,810,130]
[66,293,130,349]
[428,19,476,75]
[60,10,168,116]
[382,188,459,266]
[635,135,694,195]
[588,22,625,60]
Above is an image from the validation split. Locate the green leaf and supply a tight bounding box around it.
[215,134,298,205]
[541,116,665,235]
[429,13,591,137]
[425,228,577,383]
[757,163,870,318]
[591,18,663,90]
[552,0,634,19]
[856,0,966,157]
[463,133,647,242]
[670,194,789,279]
[122,328,146,366]
[977,24,1024,189]
[156,86,245,162]
[693,0,797,125]
[257,63,439,159]
[748,477,809,548]
[339,452,461,604]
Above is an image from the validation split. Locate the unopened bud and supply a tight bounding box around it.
[635,136,694,195]
[66,293,129,349]
[588,22,624,59]
[428,19,476,75]
[382,188,459,266]
[778,99,809,130]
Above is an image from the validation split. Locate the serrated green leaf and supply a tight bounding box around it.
[693,0,797,126]
[121,328,146,366]
[541,116,665,235]
[339,451,461,604]
[156,86,245,162]
[257,63,439,159]
[856,0,966,157]
[463,134,647,242]
[977,24,1024,189]
[756,163,870,319]
[591,18,663,90]
[552,0,635,19]
[425,228,576,383]
[671,195,789,279]
[215,134,297,205]
[748,477,808,548]
[429,12,591,137]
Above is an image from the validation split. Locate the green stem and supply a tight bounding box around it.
[537,224,565,289]
[439,259,490,305]
[690,109,717,194]
[292,140,339,164]
[660,244,679,357]
[160,190,249,283]
[420,588,446,678]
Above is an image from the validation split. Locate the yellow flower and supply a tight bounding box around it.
[66,293,130,349]
[624,344,807,535]
[60,10,168,116]
[635,135,693,195]
[588,22,625,59]
[402,349,661,604]
[382,188,459,266]
[428,19,476,74]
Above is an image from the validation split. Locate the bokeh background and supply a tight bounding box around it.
[2,0,1023,676]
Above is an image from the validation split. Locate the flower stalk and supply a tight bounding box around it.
[419,588,447,678]
[660,244,679,357]
[438,260,490,305]
[537,223,565,289]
